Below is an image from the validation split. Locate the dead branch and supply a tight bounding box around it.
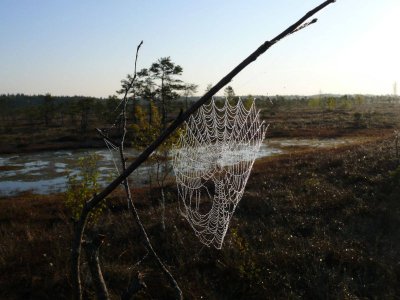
[83,234,110,300]
[71,1,336,299]
[117,45,183,298]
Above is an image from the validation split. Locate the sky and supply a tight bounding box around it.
[0,0,399,98]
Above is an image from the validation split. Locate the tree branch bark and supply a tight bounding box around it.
[71,1,336,298]
[78,0,336,215]
[83,234,110,300]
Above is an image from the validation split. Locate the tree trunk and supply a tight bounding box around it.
[83,234,110,300]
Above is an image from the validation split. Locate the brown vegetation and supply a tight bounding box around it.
[1,129,399,298]
[1,95,400,298]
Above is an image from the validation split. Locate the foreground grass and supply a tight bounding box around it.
[0,134,399,299]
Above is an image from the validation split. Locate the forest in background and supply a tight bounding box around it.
[0,92,399,154]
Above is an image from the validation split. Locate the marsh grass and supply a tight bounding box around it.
[1,95,399,299]
[0,133,399,299]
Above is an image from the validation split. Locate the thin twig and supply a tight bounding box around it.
[117,43,183,298]
[96,128,119,146]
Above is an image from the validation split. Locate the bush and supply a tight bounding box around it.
[64,154,106,223]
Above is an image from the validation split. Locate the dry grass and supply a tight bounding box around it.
[0,133,399,299]
[0,99,399,298]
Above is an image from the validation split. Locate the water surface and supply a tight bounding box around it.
[0,137,355,196]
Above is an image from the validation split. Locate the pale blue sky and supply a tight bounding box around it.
[0,0,399,97]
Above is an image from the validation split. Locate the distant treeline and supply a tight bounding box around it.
[1,93,398,133]
[1,93,397,109]
[0,94,104,109]
[0,94,120,132]
[0,93,199,134]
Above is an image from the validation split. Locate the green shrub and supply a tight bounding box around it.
[65,154,106,223]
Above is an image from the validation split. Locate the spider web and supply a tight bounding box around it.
[172,98,267,249]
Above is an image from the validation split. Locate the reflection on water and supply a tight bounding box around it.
[0,148,145,196]
[1,178,67,195]
[0,137,355,196]
[174,142,280,173]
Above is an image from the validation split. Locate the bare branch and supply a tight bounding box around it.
[118,46,183,297]
[71,1,336,298]
[71,40,145,300]
[83,0,335,214]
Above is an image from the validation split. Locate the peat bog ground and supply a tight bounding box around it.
[0,98,399,299]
